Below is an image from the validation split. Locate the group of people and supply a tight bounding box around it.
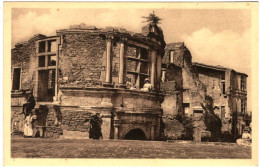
[126,78,152,92]
[18,93,36,137]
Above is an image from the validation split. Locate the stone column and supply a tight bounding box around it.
[114,124,120,139]
[113,113,121,139]
[104,35,113,87]
[150,50,157,89]
[35,41,39,101]
[55,37,60,101]
[118,38,126,87]
[156,52,162,90]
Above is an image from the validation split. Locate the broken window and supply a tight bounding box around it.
[38,39,57,68]
[37,38,58,102]
[183,103,190,116]
[221,81,225,94]
[12,68,21,90]
[48,55,57,66]
[38,56,45,67]
[39,41,46,53]
[48,40,57,52]
[193,110,203,118]
[126,45,149,89]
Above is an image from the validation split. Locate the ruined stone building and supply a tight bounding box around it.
[11,18,248,141]
[11,21,166,140]
[161,42,248,141]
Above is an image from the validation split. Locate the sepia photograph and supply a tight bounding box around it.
[3,2,258,166]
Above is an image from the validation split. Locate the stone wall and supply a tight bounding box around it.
[61,107,92,132]
[11,42,36,91]
[58,32,107,88]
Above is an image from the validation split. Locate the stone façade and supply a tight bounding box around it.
[11,22,165,140]
[161,42,248,142]
[11,23,248,142]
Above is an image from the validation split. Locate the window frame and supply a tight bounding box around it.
[126,45,149,89]
[36,37,59,102]
[221,80,226,95]
[37,38,58,70]
[12,67,22,91]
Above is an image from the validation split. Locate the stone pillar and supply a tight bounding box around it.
[113,113,121,139]
[114,124,120,139]
[118,38,126,87]
[104,35,113,87]
[101,113,112,139]
[35,41,39,101]
[156,52,162,90]
[150,50,157,89]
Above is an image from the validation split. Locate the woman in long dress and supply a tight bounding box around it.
[24,112,33,137]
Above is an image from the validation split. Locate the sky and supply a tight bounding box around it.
[11,8,252,111]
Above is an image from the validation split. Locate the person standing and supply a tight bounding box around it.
[22,93,36,118]
[24,112,33,137]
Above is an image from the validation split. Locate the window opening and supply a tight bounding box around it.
[126,45,149,89]
[38,56,45,67]
[221,81,225,94]
[39,41,46,53]
[12,68,21,90]
[48,40,57,52]
[48,55,57,66]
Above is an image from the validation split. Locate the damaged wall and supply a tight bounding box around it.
[58,31,107,88]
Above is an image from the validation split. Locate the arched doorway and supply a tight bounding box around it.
[124,128,146,140]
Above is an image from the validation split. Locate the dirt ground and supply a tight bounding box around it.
[11,136,251,159]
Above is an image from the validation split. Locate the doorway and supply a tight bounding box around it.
[38,69,55,102]
[124,128,146,140]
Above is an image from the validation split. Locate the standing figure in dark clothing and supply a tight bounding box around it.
[89,114,103,139]
[22,93,36,118]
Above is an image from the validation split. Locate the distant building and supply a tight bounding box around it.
[161,42,248,141]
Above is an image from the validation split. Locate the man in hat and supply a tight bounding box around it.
[22,92,36,118]
[141,78,152,92]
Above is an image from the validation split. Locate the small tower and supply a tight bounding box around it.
[141,11,165,47]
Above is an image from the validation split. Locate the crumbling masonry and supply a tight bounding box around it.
[11,21,248,141]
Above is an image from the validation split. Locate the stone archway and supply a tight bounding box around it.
[124,128,146,140]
